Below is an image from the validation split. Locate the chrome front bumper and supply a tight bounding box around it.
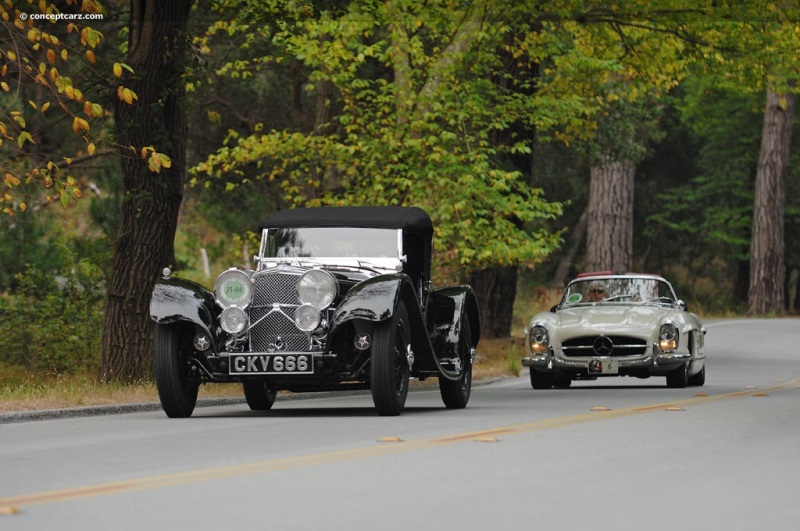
[522,346,690,372]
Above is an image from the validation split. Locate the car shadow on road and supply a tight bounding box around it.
[194,406,447,418]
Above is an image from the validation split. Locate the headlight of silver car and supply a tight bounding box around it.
[297,269,338,309]
[659,323,679,353]
[220,307,248,334]
[529,325,550,354]
[214,269,254,309]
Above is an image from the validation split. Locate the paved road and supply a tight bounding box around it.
[1,318,798,530]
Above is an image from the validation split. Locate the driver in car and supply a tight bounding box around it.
[588,283,606,302]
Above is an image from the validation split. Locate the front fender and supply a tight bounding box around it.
[331,273,410,326]
[150,276,217,344]
[331,274,438,374]
[428,285,481,378]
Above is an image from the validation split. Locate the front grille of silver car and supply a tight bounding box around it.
[561,336,648,357]
[247,270,319,352]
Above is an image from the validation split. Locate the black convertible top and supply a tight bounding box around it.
[259,206,433,282]
[259,206,433,233]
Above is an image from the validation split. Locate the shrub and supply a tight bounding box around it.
[0,261,105,375]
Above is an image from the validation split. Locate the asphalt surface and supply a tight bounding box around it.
[1,318,799,530]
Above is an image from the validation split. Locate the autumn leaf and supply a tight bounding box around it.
[71,117,89,133]
[82,0,101,14]
[148,152,162,173]
[4,173,21,187]
[117,86,138,104]
[16,131,34,148]
[124,88,137,103]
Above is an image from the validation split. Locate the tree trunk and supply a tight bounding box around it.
[468,267,517,339]
[100,0,194,383]
[748,90,794,315]
[585,158,635,273]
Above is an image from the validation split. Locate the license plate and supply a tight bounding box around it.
[588,358,618,374]
[229,354,313,375]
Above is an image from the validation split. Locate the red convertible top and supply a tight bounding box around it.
[576,271,666,280]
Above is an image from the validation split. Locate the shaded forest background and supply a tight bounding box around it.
[1,0,799,380]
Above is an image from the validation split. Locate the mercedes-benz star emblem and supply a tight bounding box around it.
[593,336,614,356]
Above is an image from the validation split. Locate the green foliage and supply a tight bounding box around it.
[193,0,570,277]
[647,79,763,260]
[0,260,105,374]
[0,210,62,289]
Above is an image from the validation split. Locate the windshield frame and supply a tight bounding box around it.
[559,275,679,308]
[255,226,404,272]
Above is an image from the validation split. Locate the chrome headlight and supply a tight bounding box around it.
[220,307,248,334]
[529,325,550,354]
[297,269,338,309]
[295,304,321,332]
[659,323,679,353]
[214,269,253,309]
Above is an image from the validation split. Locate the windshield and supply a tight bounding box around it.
[561,278,676,307]
[262,227,399,260]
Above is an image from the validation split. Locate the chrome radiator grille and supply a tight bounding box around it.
[561,336,648,357]
[252,270,300,306]
[248,270,317,352]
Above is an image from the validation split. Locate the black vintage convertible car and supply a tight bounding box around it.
[150,206,480,417]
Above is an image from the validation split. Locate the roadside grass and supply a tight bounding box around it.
[0,367,243,412]
[0,286,563,413]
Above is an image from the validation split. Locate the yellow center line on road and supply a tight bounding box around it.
[2,377,798,512]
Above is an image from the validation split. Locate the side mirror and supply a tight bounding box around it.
[550,304,558,313]
[676,299,687,311]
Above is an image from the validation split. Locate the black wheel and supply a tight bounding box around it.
[688,364,706,387]
[154,323,200,418]
[242,381,277,410]
[666,362,689,388]
[439,315,473,409]
[530,369,554,390]
[553,373,572,388]
[371,301,411,416]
